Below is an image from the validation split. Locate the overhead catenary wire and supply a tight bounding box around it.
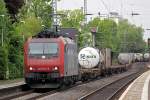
[100,0,110,14]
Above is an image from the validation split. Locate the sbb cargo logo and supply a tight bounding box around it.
[80,54,96,60]
[80,54,86,60]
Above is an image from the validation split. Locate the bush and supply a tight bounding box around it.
[0,46,8,79]
[8,38,23,79]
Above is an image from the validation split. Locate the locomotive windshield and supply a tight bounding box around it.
[29,43,58,56]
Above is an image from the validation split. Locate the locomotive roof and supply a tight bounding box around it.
[30,38,60,43]
[34,28,78,40]
[29,36,75,44]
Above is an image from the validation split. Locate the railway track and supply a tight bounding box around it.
[15,80,97,100]
[12,89,58,100]
[78,67,147,100]
[0,88,58,100]
[0,79,93,100]
[0,90,33,100]
[0,84,29,100]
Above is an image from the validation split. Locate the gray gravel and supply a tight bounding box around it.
[12,92,41,100]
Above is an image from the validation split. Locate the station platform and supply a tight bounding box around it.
[0,78,24,89]
[119,66,150,100]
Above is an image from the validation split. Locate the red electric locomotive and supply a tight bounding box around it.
[24,29,79,88]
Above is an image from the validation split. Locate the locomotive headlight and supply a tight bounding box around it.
[53,66,58,70]
[29,67,33,70]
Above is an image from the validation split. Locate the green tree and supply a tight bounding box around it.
[88,18,118,51]
[88,18,144,53]
[0,0,12,79]
[0,0,11,45]
[15,0,53,39]
[60,9,84,28]
[19,0,52,28]
[117,19,145,52]
[14,16,42,38]
[8,33,24,79]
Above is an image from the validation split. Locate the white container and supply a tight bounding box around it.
[135,53,143,62]
[78,47,100,68]
[144,53,150,61]
[118,53,132,65]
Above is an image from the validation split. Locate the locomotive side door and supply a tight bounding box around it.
[64,44,69,76]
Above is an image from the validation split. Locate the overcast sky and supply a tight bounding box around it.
[58,0,150,41]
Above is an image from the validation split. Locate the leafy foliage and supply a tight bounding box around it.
[14,0,53,39]
[88,18,118,50]
[8,34,23,79]
[117,19,145,52]
[19,0,52,28]
[0,46,8,79]
[0,0,11,79]
[15,16,42,38]
[88,18,145,52]
[60,9,84,28]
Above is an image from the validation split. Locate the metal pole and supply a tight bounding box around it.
[83,0,88,46]
[51,0,58,33]
[21,21,25,41]
[121,0,123,17]
[123,31,127,52]
[0,15,4,47]
[92,33,95,47]
[2,25,3,47]
[84,0,87,25]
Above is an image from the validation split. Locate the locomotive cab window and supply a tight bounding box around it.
[44,43,58,55]
[29,43,43,55]
[29,43,59,57]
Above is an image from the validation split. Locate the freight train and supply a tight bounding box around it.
[118,52,150,64]
[24,29,138,88]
